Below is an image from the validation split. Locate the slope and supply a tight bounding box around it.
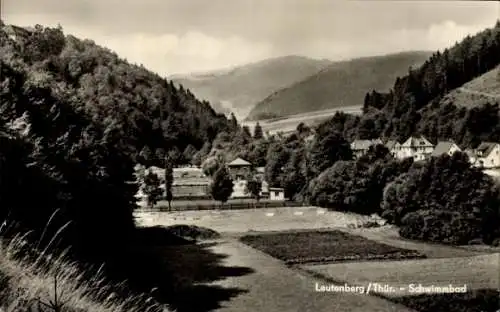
[315,21,500,148]
[0,21,235,266]
[171,55,333,119]
[246,51,432,121]
[440,65,500,108]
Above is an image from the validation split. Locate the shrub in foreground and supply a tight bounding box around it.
[0,234,171,312]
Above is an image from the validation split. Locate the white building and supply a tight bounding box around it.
[396,136,434,161]
[474,142,500,169]
[230,179,248,199]
[269,187,285,201]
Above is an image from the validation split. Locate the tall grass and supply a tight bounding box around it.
[0,219,173,312]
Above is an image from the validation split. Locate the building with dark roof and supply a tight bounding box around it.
[431,141,461,157]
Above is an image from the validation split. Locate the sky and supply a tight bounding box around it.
[2,0,499,75]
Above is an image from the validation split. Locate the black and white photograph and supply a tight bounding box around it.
[1,0,499,311]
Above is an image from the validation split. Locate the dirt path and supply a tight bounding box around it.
[458,87,500,99]
[204,238,415,312]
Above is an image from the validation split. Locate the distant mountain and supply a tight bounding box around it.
[246,51,432,121]
[170,55,333,119]
[440,65,500,108]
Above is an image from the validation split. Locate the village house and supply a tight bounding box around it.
[473,142,500,169]
[227,157,253,180]
[395,136,434,161]
[385,140,401,157]
[431,141,462,157]
[350,138,383,158]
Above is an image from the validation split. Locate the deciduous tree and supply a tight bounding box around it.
[209,166,234,208]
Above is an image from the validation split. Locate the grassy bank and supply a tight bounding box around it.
[0,234,170,312]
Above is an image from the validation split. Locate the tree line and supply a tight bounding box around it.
[319,20,500,147]
[201,20,500,246]
[0,22,237,265]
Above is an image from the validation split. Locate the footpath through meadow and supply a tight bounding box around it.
[204,238,415,312]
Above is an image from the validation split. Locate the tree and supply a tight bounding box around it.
[183,144,197,163]
[167,146,181,166]
[191,142,211,166]
[382,152,500,244]
[253,122,264,140]
[309,131,353,175]
[296,122,310,136]
[164,155,174,212]
[242,125,252,138]
[246,179,262,207]
[229,112,239,129]
[202,155,223,177]
[139,145,153,165]
[143,171,163,209]
[209,166,234,208]
[282,147,307,200]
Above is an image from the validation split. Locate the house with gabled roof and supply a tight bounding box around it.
[350,138,383,158]
[396,136,434,161]
[431,141,462,157]
[227,157,252,181]
[474,142,500,169]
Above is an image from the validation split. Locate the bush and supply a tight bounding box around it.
[399,210,482,245]
[385,153,500,245]
[164,225,221,240]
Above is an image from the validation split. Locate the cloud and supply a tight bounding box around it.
[297,20,495,61]
[3,8,497,75]
[97,31,275,75]
[3,13,275,75]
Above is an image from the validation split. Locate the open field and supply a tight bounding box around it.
[301,252,500,298]
[134,207,385,233]
[240,230,425,265]
[241,105,362,135]
[135,207,499,311]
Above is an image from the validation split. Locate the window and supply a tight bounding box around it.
[274,191,279,197]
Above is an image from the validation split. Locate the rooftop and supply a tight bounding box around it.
[351,139,377,151]
[385,140,399,150]
[431,141,459,157]
[476,142,499,156]
[401,136,434,148]
[228,157,252,166]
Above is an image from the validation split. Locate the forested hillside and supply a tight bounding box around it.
[319,20,500,148]
[171,55,332,119]
[246,51,431,121]
[0,22,234,261]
